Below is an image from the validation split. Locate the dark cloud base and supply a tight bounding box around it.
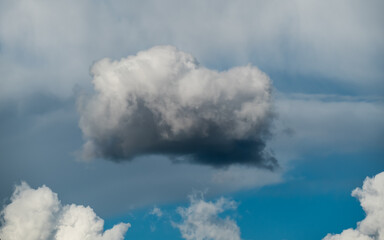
[96,138,278,170]
[89,101,278,169]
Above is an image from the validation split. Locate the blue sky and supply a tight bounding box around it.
[0,1,383,240]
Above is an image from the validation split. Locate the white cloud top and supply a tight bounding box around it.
[323,171,384,240]
[0,182,130,240]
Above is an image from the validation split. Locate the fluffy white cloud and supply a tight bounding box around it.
[78,45,276,168]
[0,182,130,240]
[323,171,384,240]
[174,196,241,240]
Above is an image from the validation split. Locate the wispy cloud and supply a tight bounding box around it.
[1,0,382,101]
[271,94,384,164]
[150,207,163,218]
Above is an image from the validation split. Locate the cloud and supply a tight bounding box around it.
[78,45,277,168]
[174,196,241,240]
[271,94,384,164]
[0,182,130,240]
[150,207,163,218]
[323,171,384,240]
[212,164,282,191]
[0,0,382,103]
[0,105,281,217]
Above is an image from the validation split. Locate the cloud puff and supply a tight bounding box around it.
[149,207,163,218]
[323,171,384,240]
[0,182,130,240]
[78,45,276,168]
[174,196,241,240]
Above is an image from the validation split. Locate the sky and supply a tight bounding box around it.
[0,0,383,239]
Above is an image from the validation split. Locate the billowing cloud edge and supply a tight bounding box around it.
[0,182,130,240]
[78,45,277,168]
[323,171,384,240]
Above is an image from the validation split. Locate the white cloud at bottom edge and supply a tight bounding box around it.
[1,171,383,240]
[323,171,384,240]
[0,182,130,240]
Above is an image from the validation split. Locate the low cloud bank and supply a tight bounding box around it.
[323,171,384,240]
[78,45,276,168]
[174,195,241,240]
[0,182,130,240]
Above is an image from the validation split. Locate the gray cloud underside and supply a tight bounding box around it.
[0,91,381,215]
[0,93,282,216]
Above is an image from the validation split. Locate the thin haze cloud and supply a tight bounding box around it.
[0,0,382,101]
[150,207,163,218]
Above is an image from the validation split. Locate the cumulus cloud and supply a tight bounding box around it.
[0,182,130,240]
[323,171,384,240]
[174,196,241,240]
[78,45,276,168]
